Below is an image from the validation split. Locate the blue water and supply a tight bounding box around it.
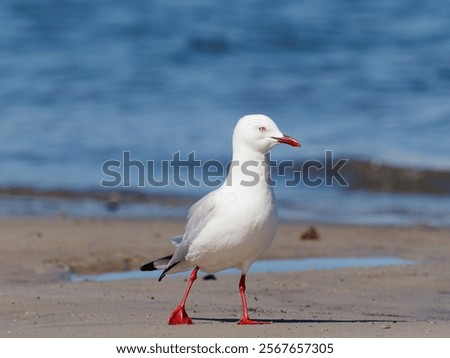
[1,0,449,225]
[70,257,417,282]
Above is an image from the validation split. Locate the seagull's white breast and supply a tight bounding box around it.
[185,185,277,273]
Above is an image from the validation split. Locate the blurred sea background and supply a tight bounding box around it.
[0,0,449,226]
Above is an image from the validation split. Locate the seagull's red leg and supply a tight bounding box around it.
[168,267,199,325]
[237,274,271,325]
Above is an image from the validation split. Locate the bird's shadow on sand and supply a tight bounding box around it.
[193,317,407,324]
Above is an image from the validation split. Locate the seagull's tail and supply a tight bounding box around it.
[140,255,181,281]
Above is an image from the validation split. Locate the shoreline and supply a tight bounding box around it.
[1,217,449,337]
[2,192,450,229]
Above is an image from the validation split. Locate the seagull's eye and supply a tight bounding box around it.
[259,126,266,132]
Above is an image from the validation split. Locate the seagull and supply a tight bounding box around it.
[141,114,301,325]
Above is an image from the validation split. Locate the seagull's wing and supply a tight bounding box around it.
[159,190,217,279]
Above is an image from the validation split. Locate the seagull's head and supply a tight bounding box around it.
[233,114,301,155]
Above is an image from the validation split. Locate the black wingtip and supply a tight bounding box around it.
[157,261,181,282]
[140,254,174,272]
[140,262,156,271]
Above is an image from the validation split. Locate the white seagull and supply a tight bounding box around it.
[141,114,300,325]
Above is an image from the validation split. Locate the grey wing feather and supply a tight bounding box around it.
[167,191,217,267]
[170,235,183,246]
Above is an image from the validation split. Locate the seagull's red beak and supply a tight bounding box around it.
[272,134,301,147]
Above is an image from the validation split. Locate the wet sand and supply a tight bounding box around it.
[1,218,449,337]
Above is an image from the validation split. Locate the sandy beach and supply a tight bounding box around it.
[1,217,449,337]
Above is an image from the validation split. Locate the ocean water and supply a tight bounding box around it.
[0,0,449,225]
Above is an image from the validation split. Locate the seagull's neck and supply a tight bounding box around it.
[226,147,272,189]
[232,145,268,162]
